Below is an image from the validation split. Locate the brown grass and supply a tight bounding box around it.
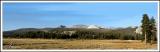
[3,38,157,49]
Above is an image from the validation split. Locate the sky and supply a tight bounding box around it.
[3,2,158,31]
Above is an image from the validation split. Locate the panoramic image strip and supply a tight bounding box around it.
[2,2,158,50]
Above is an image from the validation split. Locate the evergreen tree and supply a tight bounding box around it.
[149,17,157,42]
[141,14,150,44]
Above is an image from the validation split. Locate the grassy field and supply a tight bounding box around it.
[3,38,157,49]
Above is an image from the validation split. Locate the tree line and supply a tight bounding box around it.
[4,28,143,40]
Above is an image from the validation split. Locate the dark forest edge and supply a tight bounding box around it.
[3,27,157,41]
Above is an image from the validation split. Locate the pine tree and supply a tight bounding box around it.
[149,17,157,42]
[141,14,150,44]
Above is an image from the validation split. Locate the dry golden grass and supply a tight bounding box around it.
[3,38,157,49]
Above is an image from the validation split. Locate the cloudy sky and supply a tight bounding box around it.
[3,2,158,31]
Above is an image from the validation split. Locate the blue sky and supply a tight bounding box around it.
[3,2,158,31]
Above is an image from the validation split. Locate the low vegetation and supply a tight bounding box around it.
[3,38,157,49]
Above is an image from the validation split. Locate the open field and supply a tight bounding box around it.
[3,38,157,49]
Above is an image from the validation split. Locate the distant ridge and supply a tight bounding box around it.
[72,24,103,29]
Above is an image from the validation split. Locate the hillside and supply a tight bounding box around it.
[3,27,142,40]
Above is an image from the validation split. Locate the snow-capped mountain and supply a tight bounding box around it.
[72,24,88,28]
[87,25,101,29]
[72,24,103,29]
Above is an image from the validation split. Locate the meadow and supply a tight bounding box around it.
[3,38,157,49]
